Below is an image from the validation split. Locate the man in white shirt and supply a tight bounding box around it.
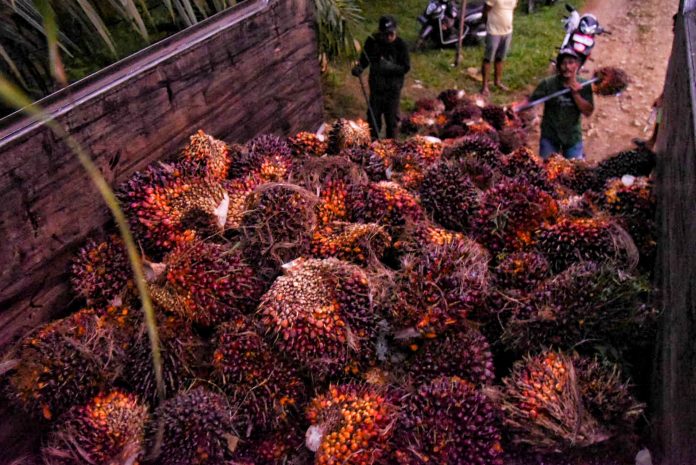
[481,0,518,96]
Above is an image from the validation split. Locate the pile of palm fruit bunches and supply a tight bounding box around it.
[3,88,659,465]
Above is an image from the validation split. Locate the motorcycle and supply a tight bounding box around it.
[558,3,609,69]
[415,0,487,50]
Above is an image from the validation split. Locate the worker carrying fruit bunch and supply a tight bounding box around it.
[517,47,594,160]
[352,15,411,139]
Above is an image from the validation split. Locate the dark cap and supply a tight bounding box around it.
[379,15,397,33]
[557,47,579,62]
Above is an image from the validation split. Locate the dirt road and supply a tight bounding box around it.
[580,0,678,162]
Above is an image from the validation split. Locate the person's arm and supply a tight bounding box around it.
[352,37,374,76]
[483,1,493,23]
[568,78,594,117]
[379,39,411,76]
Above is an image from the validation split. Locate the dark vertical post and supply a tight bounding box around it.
[454,0,468,66]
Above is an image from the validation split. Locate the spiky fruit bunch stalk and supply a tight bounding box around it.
[501,351,607,453]
[545,154,599,194]
[534,215,634,273]
[593,67,630,96]
[493,251,550,292]
[311,221,390,266]
[6,309,122,420]
[222,174,263,230]
[178,129,230,180]
[419,159,481,232]
[289,131,328,157]
[442,133,502,167]
[600,177,656,264]
[150,387,239,465]
[241,183,318,275]
[592,148,656,190]
[573,356,645,432]
[472,178,558,254]
[326,119,371,154]
[119,164,229,254]
[257,258,377,377]
[501,147,553,192]
[347,181,424,237]
[71,235,133,306]
[503,261,656,353]
[438,88,468,111]
[121,311,201,404]
[405,328,495,386]
[148,241,264,326]
[305,383,397,465]
[42,390,148,465]
[395,376,503,465]
[482,104,509,131]
[390,235,490,337]
[317,179,350,225]
[212,316,306,432]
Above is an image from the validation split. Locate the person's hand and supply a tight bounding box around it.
[351,65,363,77]
[567,76,583,93]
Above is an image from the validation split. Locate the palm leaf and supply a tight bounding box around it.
[73,0,118,56]
[313,0,363,60]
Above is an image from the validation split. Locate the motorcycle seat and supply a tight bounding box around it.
[466,4,484,14]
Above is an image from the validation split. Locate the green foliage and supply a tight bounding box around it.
[313,0,364,61]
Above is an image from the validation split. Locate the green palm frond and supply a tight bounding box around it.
[314,0,363,60]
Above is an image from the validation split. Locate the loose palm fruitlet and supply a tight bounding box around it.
[258,258,378,376]
[178,129,230,180]
[212,316,306,432]
[6,309,122,421]
[395,376,504,465]
[305,383,397,465]
[148,240,264,327]
[42,390,148,465]
[149,386,239,465]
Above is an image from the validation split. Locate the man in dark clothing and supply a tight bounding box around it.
[520,48,594,159]
[352,15,411,139]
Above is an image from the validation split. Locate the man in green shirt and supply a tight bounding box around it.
[523,48,594,159]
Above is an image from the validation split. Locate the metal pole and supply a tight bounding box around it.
[357,74,381,140]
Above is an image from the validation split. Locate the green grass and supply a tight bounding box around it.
[322,0,585,118]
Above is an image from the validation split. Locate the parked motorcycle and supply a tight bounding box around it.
[414,0,487,50]
[558,3,609,69]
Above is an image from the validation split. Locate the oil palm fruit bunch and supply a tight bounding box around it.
[600,177,656,265]
[370,139,400,173]
[401,109,447,136]
[317,179,350,225]
[289,131,328,157]
[545,154,599,194]
[212,316,306,432]
[392,222,467,256]
[239,423,309,465]
[241,183,318,275]
[501,351,607,453]
[419,159,481,232]
[310,221,390,266]
[231,134,294,182]
[342,146,390,181]
[593,67,630,96]
[503,261,655,352]
[390,234,490,337]
[534,215,634,273]
[500,147,553,192]
[438,88,468,111]
[148,240,264,327]
[493,251,551,292]
[222,174,263,230]
[150,386,239,465]
[440,122,469,140]
[305,383,397,465]
[573,355,645,433]
[447,99,483,126]
[498,125,529,154]
[326,119,371,154]
[71,234,133,306]
[466,120,500,142]
[42,390,148,465]
[347,181,424,237]
[391,136,444,190]
[482,104,509,131]
[394,376,503,465]
[592,148,656,190]
[415,97,446,113]
[405,328,495,387]
[119,163,228,254]
[472,178,558,254]
[121,310,201,404]
[257,258,378,377]
[178,129,230,180]
[6,309,122,421]
[442,133,502,169]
